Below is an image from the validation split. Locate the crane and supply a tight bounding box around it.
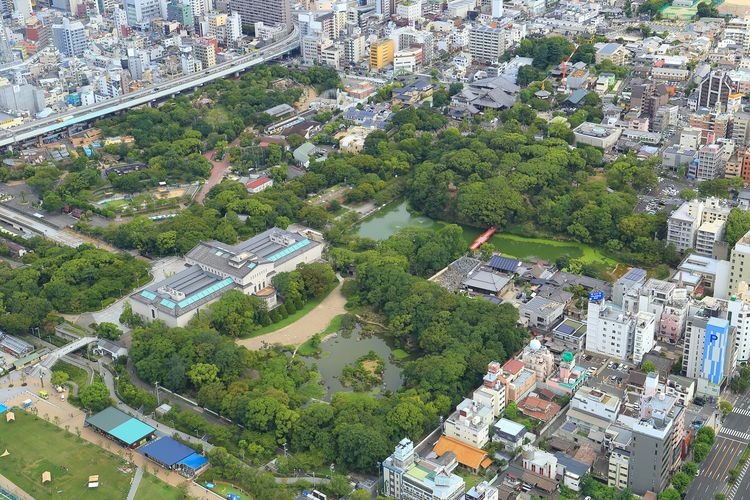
[560,36,596,90]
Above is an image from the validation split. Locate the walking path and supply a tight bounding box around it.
[236,280,347,350]
[126,466,143,500]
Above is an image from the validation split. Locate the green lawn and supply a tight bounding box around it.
[52,360,89,388]
[134,472,184,500]
[474,232,617,267]
[392,348,410,361]
[0,411,134,498]
[241,286,337,338]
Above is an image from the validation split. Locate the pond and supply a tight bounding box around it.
[356,201,440,240]
[355,200,614,265]
[302,328,403,401]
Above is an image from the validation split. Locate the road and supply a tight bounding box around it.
[686,394,750,500]
[195,136,241,204]
[0,26,299,149]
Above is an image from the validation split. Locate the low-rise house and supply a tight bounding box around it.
[520,296,565,330]
[493,418,527,451]
[246,177,273,194]
[517,396,560,424]
[554,452,590,492]
[293,142,318,168]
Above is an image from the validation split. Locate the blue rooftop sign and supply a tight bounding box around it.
[588,291,604,302]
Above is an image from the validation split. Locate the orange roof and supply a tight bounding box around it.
[433,436,492,470]
[502,359,524,375]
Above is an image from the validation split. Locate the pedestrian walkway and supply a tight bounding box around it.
[720,428,750,442]
[733,407,750,417]
[125,466,143,500]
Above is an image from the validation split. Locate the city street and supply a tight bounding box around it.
[687,395,750,500]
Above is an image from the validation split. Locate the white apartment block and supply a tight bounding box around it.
[731,229,750,293]
[729,281,750,362]
[694,143,726,180]
[444,399,494,449]
[469,24,504,63]
[396,0,421,20]
[633,311,656,363]
[695,220,726,258]
[586,298,634,360]
[472,361,506,417]
[667,198,731,253]
[608,450,630,490]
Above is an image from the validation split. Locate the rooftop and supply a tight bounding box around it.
[433,435,492,470]
[131,265,236,317]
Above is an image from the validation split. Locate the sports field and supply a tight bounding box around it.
[0,410,134,498]
[134,472,184,500]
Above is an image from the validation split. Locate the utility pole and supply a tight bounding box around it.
[154,381,160,405]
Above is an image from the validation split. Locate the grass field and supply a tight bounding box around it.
[0,411,134,499]
[134,472,183,500]
[475,232,617,267]
[392,348,410,361]
[242,286,337,338]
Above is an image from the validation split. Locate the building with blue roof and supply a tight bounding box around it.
[85,407,155,449]
[139,437,208,477]
[130,228,324,327]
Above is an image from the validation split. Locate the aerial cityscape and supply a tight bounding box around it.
[2,0,750,498]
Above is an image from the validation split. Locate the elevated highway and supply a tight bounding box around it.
[0,26,300,148]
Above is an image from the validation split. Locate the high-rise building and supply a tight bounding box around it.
[683,314,736,397]
[345,34,366,64]
[696,69,736,111]
[51,17,86,57]
[731,229,750,293]
[369,38,393,70]
[382,438,465,500]
[12,0,32,21]
[734,111,750,146]
[193,39,215,68]
[396,0,421,21]
[124,0,167,26]
[618,373,685,495]
[228,0,290,30]
[468,24,504,63]
[727,282,750,363]
[491,0,503,18]
[690,143,726,181]
[167,0,192,27]
[586,290,655,362]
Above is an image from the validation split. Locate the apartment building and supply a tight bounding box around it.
[611,373,685,495]
[728,281,750,363]
[229,0,290,29]
[595,42,626,65]
[370,38,394,70]
[382,438,465,500]
[731,229,750,293]
[468,24,504,63]
[567,386,621,434]
[586,292,655,362]
[683,314,736,396]
[444,399,494,448]
[667,198,731,252]
[472,361,506,417]
[691,143,727,180]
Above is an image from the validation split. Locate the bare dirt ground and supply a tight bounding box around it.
[720,0,750,14]
[236,280,346,350]
[295,86,318,112]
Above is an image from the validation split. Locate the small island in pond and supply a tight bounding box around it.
[340,351,385,392]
